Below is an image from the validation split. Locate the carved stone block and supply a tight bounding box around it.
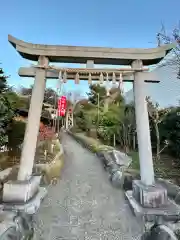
[2,175,41,203]
[133,180,168,208]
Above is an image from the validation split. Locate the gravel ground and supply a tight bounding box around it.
[34,134,143,240]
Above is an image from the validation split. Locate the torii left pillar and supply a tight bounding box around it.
[18,56,49,180]
[2,56,48,204]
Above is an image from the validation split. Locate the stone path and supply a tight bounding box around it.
[34,134,143,240]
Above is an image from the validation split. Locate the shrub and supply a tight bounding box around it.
[7,120,26,154]
[160,107,180,158]
[38,125,55,141]
[0,96,14,147]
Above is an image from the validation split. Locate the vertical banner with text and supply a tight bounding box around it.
[58,96,67,117]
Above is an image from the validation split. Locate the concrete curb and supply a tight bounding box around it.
[67,131,103,154]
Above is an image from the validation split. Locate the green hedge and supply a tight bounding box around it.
[7,120,26,154]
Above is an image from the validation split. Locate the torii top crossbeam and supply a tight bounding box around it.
[8,35,174,66]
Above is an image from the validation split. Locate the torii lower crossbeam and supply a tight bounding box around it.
[19,66,159,83]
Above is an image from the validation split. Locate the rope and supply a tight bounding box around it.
[32,64,149,74]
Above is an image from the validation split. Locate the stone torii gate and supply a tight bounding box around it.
[8,35,178,219]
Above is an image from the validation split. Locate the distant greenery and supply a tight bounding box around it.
[7,120,26,155]
[0,67,14,147]
[20,85,59,107]
[74,83,136,152]
[72,83,180,162]
[0,66,32,148]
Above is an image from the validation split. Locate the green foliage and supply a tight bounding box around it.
[0,68,15,147]
[75,84,135,149]
[0,95,14,146]
[4,91,28,110]
[44,88,59,107]
[129,151,140,170]
[109,87,125,106]
[20,86,59,107]
[97,108,120,143]
[0,67,30,148]
[160,107,180,158]
[73,82,180,161]
[87,84,106,105]
[0,67,9,93]
[7,120,26,152]
[41,110,52,119]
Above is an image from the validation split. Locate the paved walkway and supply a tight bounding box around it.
[34,134,143,240]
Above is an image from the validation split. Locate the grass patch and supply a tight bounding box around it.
[128,150,180,185]
[129,151,140,170]
[45,155,64,180]
[0,152,20,170]
[34,139,64,185]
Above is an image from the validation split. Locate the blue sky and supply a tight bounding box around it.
[1,0,180,97]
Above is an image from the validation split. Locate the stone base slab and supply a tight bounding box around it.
[0,187,47,215]
[125,190,180,222]
[133,180,167,208]
[3,175,41,203]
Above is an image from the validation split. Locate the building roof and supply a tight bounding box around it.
[15,108,53,123]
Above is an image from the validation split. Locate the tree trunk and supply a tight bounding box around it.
[104,99,109,112]
[155,122,160,160]
[113,134,116,147]
[127,126,131,150]
[133,133,136,150]
[124,126,130,154]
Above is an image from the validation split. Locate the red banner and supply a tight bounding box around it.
[58,96,67,116]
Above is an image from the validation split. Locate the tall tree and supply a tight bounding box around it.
[19,85,33,96]
[44,88,59,107]
[157,24,180,78]
[87,84,106,105]
[4,91,28,110]
[0,67,9,93]
[146,96,169,160]
[0,67,14,146]
[103,87,124,112]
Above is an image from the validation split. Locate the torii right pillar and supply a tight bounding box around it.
[126,60,169,218]
[133,60,155,186]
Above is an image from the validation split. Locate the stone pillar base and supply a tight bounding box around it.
[0,175,47,238]
[2,175,42,203]
[125,180,180,222]
[133,180,167,208]
[0,187,47,215]
[0,175,47,214]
